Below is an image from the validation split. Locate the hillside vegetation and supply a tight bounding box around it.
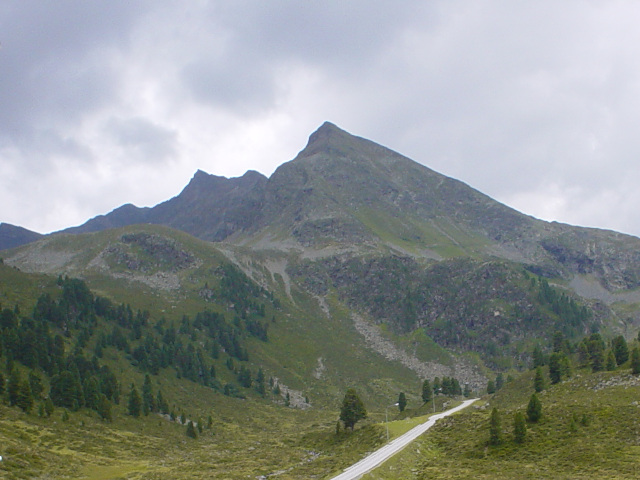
[3,122,640,478]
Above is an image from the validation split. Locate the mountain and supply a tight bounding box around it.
[0,222,42,250]
[37,122,638,298]
[3,122,640,478]
[65,169,268,242]
[5,122,640,356]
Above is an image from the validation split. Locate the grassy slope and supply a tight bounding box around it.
[360,365,640,479]
[0,226,425,478]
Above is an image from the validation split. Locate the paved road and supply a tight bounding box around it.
[329,398,478,480]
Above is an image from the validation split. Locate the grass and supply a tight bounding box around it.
[355,367,640,479]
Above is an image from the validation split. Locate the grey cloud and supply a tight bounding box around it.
[105,117,178,164]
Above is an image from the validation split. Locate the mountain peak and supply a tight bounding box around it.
[302,121,355,156]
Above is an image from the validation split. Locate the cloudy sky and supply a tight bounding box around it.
[2,1,640,237]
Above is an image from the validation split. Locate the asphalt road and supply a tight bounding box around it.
[329,398,478,480]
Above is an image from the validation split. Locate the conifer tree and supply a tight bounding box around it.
[339,388,367,430]
[463,383,472,398]
[28,371,43,400]
[548,352,563,384]
[577,342,590,367]
[534,367,545,393]
[532,345,545,368]
[432,377,441,395]
[156,389,169,414]
[7,369,21,407]
[97,394,112,421]
[398,392,407,412]
[631,346,640,375]
[142,374,155,415]
[16,380,34,412]
[495,373,504,391]
[605,350,617,371]
[0,371,5,395]
[486,379,496,394]
[612,335,629,365]
[513,411,527,443]
[421,379,432,403]
[127,383,142,417]
[489,408,502,446]
[186,420,197,439]
[526,393,542,423]
[255,368,266,396]
[44,397,54,417]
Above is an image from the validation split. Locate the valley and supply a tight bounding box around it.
[1,123,640,478]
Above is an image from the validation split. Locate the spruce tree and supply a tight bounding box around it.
[0,371,5,395]
[44,397,54,417]
[489,408,502,446]
[532,345,545,368]
[7,369,21,407]
[463,383,472,398]
[548,352,563,384]
[432,377,441,395]
[255,368,266,396]
[142,374,155,415]
[339,388,367,430]
[526,393,542,423]
[127,383,142,417]
[605,350,617,371]
[186,421,197,439]
[534,367,545,393]
[495,373,504,391]
[97,394,112,421]
[421,379,432,403]
[16,380,34,412]
[28,372,43,400]
[513,411,527,443]
[486,379,496,394]
[398,392,407,412]
[612,335,629,365]
[631,346,640,375]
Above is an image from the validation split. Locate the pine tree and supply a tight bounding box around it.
[489,408,502,446]
[605,350,617,371]
[463,383,472,398]
[127,383,142,417]
[534,367,545,393]
[486,379,496,394]
[532,345,545,368]
[421,379,432,403]
[44,397,54,417]
[28,371,43,400]
[97,394,112,421]
[142,374,155,415]
[577,342,590,367]
[612,335,629,365]
[548,352,563,384]
[0,371,5,395]
[513,411,527,444]
[631,346,640,375]
[398,392,407,412]
[156,389,169,414]
[186,421,197,439]
[526,393,542,423]
[255,368,266,396]
[495,373,504,391]
[16,380,34,412]
[7,369,21,407]
[432,377,441,395]
[340,388,367,430]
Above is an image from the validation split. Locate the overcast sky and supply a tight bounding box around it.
[2,1,640,237]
